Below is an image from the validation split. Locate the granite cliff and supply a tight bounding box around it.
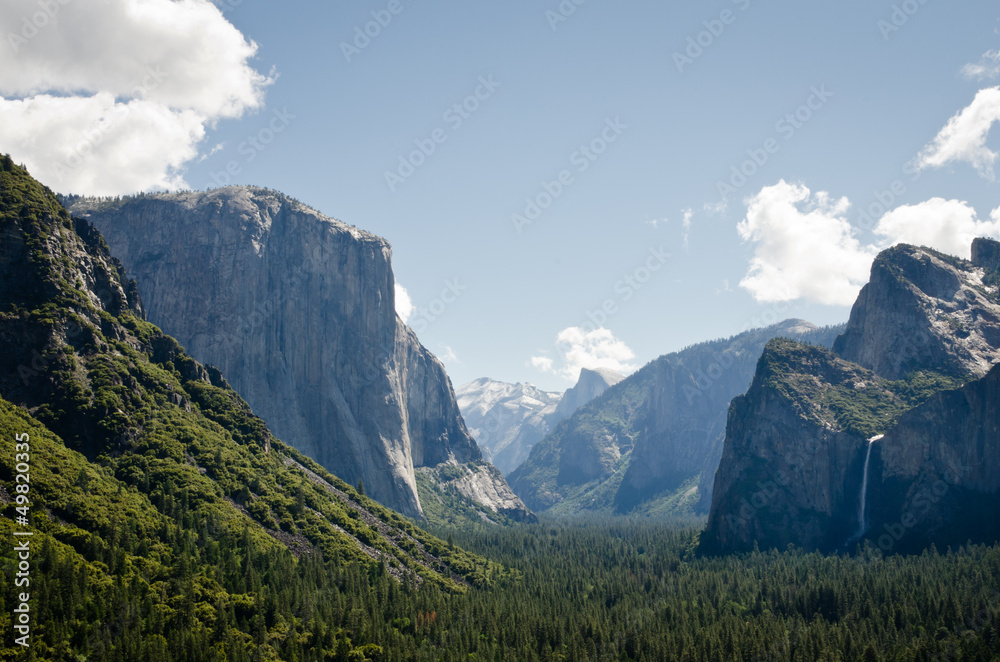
[704,241,1000,554]
[555,368,625,419]
[67,187,531,522]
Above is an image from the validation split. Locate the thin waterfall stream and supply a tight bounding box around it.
[853,434,883,541]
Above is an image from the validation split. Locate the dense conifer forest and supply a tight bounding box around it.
[2,157,999,661]
[4,486,1000,661]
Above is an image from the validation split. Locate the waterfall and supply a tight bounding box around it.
[853,434,883,541]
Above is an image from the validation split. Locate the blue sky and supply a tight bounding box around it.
[3,1,1000,391]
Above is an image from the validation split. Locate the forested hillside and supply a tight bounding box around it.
[0,157,502,660]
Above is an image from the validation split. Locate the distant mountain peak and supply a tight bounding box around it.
[555,367,625,419]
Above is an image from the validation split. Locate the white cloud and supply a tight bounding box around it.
[738,182,1000,306]
[530,356,554,372]
[962,51,1000,81]
[0,0,273,194]
[531,327,637,382]
[738,180,877,306]
[395,283,414,324]
[874,198,1000,258]
[704,200,728,216]
[915,86,1000,179]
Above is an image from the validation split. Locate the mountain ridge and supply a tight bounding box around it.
[508,319,845,517]
[66,186,532,524]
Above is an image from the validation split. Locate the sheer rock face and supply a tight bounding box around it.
[833,244,1000,380]
[69,188,529,520]
[867,363,1000,553]
[705,241,1000,554]
[701,342,875,553]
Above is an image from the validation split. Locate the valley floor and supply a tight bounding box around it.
[431,518,1000,662]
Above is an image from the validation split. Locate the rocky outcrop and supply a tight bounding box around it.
[508,320,843,516]
[833,244,1000,380]
[67,187,530,521]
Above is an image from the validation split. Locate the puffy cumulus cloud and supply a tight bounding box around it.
[738,182,1000,307]
[0,94,206,195]
[394,284,414,324]
[0,0,273,194]
[961,51,1000,82]
[737,181,877,306]
[531,327,637,382]
[915,86,1000,179]
[874,198,1000,259]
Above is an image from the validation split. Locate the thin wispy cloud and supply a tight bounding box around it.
[961,50,1000,81]
[915,86,1000,180]
[681,208,694,252]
